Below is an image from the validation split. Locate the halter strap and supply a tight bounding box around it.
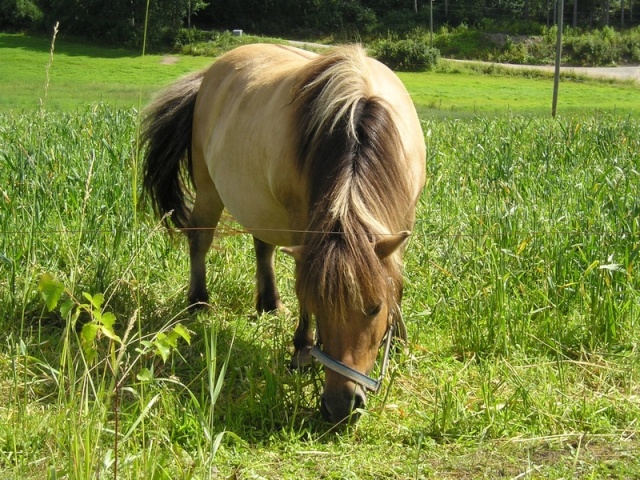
[311,322,395,394]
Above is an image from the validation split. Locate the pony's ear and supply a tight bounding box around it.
[280,245,305,262]
[374,231,411,259]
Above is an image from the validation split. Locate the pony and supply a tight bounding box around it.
[142,44,426,423]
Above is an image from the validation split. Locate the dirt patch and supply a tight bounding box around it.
[450,58,640,84]
[160,56,179,65]
[501,62,640,83]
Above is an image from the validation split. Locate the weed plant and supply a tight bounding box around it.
[1,106,639,477]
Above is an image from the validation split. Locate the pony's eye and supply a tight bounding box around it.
[366,304,382,317]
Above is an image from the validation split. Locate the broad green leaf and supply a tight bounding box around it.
[82,292,104,310]
[154,339,171,362]
[101,311,116,329]
[161,331,178,349]
[38,274,64,312]
[173,323,191,345]
[137,367,153,382]
[81,322,99,346]
[81,323,99,363]
[60,299,75,319]
[100,325,122,343]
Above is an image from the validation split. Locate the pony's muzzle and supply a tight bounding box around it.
[320,383,366,424]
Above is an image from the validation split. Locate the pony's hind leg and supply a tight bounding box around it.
[253,237,284,313]
[187,189,224,309]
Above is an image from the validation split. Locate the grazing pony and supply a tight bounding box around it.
[142,44,426,423]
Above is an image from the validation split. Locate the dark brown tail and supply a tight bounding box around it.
[141,69,205,228]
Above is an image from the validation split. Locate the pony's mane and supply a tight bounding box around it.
[292,45,412,321]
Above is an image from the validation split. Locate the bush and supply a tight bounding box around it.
[434,24,489,59]
[175,30,286,57]
[477,18,544,36]
[0,0,43,29]
[173,28,218,48]
[560,26,640,66]
[564,27,619,65]
[371,37,440,71]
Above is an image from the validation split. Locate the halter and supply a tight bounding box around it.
[310,315,397,394]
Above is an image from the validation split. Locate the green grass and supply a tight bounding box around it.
[400,64,640,117]
[1,33,640,478]
[2,32,639,116]
[0,33,213,111]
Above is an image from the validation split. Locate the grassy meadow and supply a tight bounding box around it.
[1,33,640,478]
[2,32,640,115]
[0,33,213,111]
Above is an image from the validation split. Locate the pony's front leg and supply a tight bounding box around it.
[187,191,223,309]
[290,310,313,369]
[253,237,284,313]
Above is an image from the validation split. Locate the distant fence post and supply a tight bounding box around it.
[552,0,564,118]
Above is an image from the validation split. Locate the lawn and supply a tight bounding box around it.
[0,33,212,111]
[1,33,639,479]
[1,32,639,115]
[400,69,640,117]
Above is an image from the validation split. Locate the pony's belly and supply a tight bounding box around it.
[217,188,302,247]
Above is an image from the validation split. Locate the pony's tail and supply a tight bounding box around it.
[141,69,205,229]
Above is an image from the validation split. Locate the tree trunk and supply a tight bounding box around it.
[572,0,578,26]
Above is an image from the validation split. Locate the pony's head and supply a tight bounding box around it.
[284,230,410,423]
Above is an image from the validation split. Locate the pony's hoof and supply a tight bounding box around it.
[289,346,313,371]
[256,296,286,315]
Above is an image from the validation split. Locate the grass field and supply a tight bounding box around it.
[1,33,640,478]
[1,32,640,115]
[0,33,213,111]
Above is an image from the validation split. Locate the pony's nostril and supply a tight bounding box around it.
[321,389,366,423]
[352,390,366,411]
[320,396,332,420]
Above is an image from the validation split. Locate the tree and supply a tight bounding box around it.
[186,0,208,28]
[0,0,43,29]
[40,0,207,48]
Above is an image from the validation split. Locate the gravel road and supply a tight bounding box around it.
[490,62,640,83]
[286,41,639,84]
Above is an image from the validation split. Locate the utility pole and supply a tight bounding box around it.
[430,0,434,47]
[552,0,564,117]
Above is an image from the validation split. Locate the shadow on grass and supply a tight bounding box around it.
[11,281,344,443]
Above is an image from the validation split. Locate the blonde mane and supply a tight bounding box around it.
[292,45,412,322]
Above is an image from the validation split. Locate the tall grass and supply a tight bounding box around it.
[414,115,640,355]
[1,108,639,477]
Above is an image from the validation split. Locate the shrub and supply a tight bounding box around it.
[0,0,43,29]
[173,28,218,48]
[175,30,286,57]
[371,37,440,71]
[564,27,619,65]
[560,26,640,66]
[434,24,489,59]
